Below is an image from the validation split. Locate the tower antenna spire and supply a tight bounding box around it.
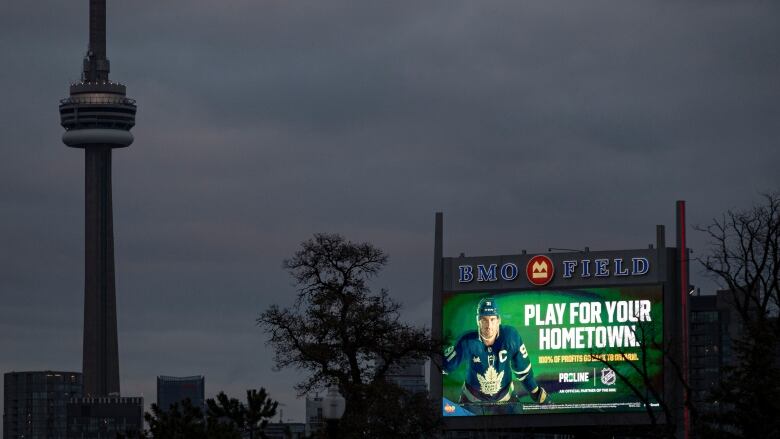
[84,0,109,82]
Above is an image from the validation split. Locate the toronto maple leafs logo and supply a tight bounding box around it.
[477,365,504,396]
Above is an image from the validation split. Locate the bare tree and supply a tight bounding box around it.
[694,192,780,439]
[697,192,780,327]
[257,233,440,438]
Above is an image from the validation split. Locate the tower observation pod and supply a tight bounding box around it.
[59,0,136,398]
[59,82,136,148]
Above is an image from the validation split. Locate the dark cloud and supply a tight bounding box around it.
[2,0,779,424]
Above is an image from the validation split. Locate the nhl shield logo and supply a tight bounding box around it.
[601,367,617,386]
[526,255,554,286]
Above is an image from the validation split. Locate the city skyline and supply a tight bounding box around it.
[1,0,778,424]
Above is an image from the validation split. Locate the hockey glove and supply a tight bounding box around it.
[530,386,549,404]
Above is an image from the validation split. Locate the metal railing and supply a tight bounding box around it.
[60,96,136,105]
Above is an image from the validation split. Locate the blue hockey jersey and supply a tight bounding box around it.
[444,325,538,402]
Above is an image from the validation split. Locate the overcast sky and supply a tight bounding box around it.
[1,0,778,426]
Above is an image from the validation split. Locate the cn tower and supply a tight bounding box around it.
[59,0,136,397]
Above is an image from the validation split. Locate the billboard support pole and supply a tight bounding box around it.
[431,212,444,411]
[676,201,690,439]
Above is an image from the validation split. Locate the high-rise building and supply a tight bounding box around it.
[386,359,428,395]
[157,375,205,411]
[66,396,143,439]
[304,396,324,437]
[3,371,82,439]
[58,0,136,398]
[688,290,742,409]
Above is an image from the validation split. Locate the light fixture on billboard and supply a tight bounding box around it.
[548,247,588,253]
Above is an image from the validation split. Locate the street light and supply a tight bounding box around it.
[322,385,345,439]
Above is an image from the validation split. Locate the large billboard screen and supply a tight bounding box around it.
[441,285,663,416]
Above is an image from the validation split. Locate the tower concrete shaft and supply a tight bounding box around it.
[83,147,120,396]
[60,0,136,397]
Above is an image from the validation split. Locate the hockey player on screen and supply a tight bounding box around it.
[443,297,549,404]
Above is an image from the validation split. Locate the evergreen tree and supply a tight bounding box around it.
[206,389,278,439]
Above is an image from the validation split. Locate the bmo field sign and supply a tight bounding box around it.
[431,214,687,429]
